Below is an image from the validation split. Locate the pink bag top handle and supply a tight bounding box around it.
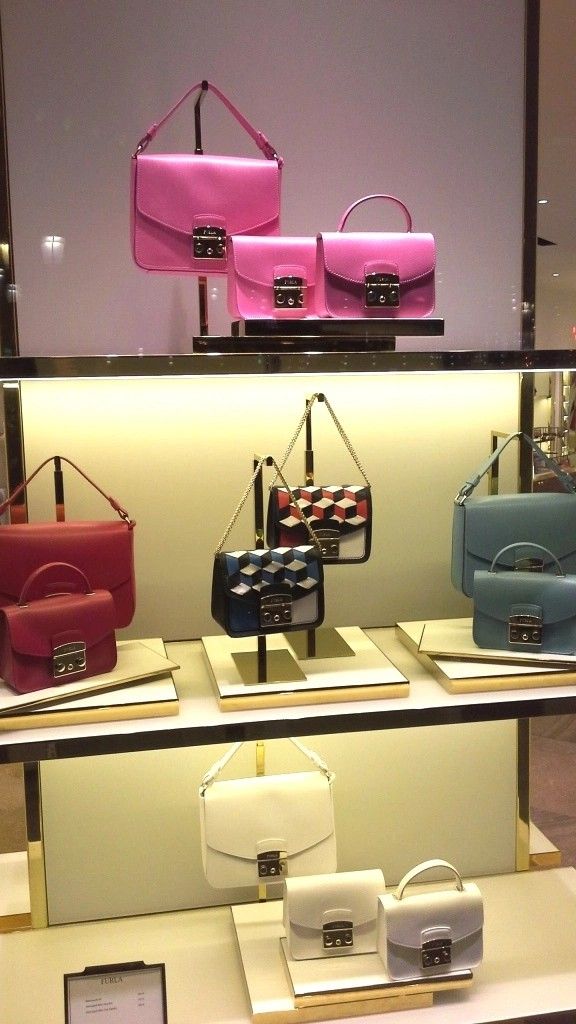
[133,78,282,165]
[0,455,134,526]
[18,562,93,605]
[337,194,413,233]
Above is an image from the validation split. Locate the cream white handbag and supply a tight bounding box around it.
[199,739,336,890]
[283,868,385,960]
[378,859,484,981]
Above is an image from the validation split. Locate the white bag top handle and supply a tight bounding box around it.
[394,859,464,901]
[199,737,334,795]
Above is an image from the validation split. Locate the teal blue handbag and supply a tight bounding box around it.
[452,432,576,597]
[472,543,576,654]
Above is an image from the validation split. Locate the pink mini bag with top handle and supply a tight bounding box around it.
[227,235,317,319]
[316,194,436,318]
[131,79,283,274]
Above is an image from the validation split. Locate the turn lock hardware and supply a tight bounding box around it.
[257,850,287,878]
[53,641,87,678]
[322,920,354,950]
[192,226,226,260]
[421,937,452,969]
[260,593,292,629]
[508,613,542,646]
[364,272,400,308]
[315,528,340,559]
[274,275,305,309]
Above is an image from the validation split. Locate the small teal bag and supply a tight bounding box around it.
[452,432,576,597]
[472,543,576,655]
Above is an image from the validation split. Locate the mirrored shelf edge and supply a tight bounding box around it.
[0,348,575,379]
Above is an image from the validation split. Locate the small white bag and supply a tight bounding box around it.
[199,739,336,890]
[283,869,385,960]
[378,859,484,981]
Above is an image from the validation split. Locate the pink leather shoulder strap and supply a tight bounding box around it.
[134,79,282,164]
[337,194,413,233]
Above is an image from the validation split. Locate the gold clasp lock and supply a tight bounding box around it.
[257,850,287,878]
[315,528,340,559]
[323,921,354,950]
[260,592,292,629]
[365,272,400,308]
[508,613,543,646]
[421,937,452,969]
[53,641,87,678]
[192,226,226,260]
[274,275,305,309]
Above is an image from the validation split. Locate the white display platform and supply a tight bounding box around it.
[231,902,471,1021]
[2,869,576,1024]
[202,627,409,710]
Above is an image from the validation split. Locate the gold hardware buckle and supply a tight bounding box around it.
[274,275,305,309]
[53,642,87,678]
[365,272,400,308]
[315,528,340,559]
[192,226,226,260]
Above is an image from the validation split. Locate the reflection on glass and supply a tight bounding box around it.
[41,234,65,264]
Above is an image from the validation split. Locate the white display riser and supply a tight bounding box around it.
[2,868,576,1024]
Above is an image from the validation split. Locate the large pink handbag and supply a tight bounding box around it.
[0,563,117,693]
[0,456,136,629]
[227,235,317,319]
[131,79,283,274]
[316,194,436,319]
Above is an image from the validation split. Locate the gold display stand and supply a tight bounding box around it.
[202,627,409,711]
[231,901,472,1023]
[396,618,576,695]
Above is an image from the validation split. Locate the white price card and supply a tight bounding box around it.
[64,962,167,1024]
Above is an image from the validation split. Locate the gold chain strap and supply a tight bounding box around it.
[273,393,370,487]
[215,456,321,554]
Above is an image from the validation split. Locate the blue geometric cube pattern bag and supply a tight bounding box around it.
[211,457,324,638]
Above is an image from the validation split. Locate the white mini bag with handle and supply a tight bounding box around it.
[378,859,484,981]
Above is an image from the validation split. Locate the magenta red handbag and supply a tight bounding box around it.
[227,235,317,319]
[0,562,117,693]
[316,194,436,319]
[0,456,136,629]
[131,79,283,274]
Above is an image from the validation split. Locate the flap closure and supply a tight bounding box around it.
[383,884,484,950]
[134,154,280,237]
[202,772,333,860]
[473,571,576,626]
[217,547,322,604]
[318,232,435,286]
[271,487,371,535]
[463,494,576,566]
[286,869,385,930]
[2,590,115,658]
[0,521,133,604]
[230,236,316,289]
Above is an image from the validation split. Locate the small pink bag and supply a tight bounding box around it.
[131,79,283,275]
[227,235,317,319]
[316,194,436,319]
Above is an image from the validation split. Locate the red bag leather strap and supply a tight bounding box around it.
[337,194,413,233]
[19,562,93,605]
[133,78,282,165]
[0,455,134,525]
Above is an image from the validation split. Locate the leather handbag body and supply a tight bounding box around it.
[283,869,386,960]
[452,432,576,597]
[227,235,317,319]
[199,739,336,889]
[212,457,324,638]
[0,562,117,693]
[378,860,483,982]
[316,194,435,319]
[267,394,372,564]
[0,456,136,629]
[472,543,576,654]
[131,79,282,275]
